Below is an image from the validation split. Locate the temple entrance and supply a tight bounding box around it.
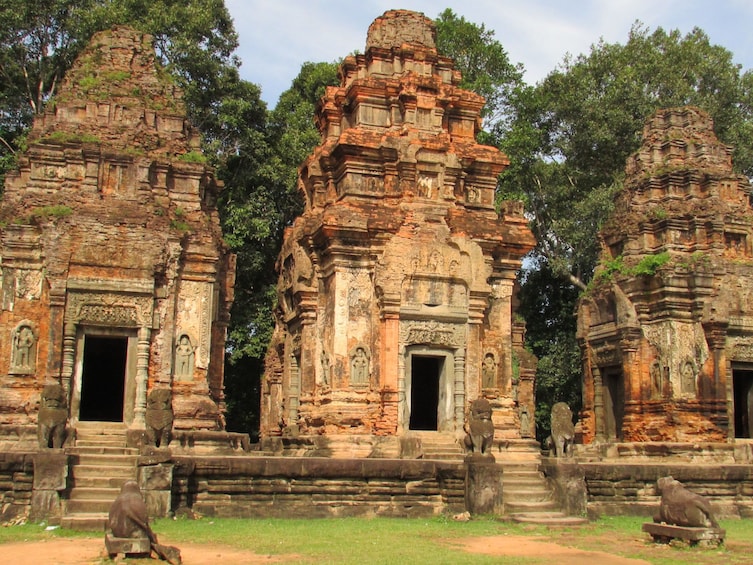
[603,368,624,440]
[733,369,753,438]
[405,349,454,432]
[74,331,136,423]
[409,356,441,430]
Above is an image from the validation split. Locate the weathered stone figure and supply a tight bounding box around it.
[481,353,496,389]
[145,389,173,448]
[464,399,494,457]
[653,476,720,528]
[107,480,181,564]
[173,334,195,381]
[37,384,67,449]
[550,402,575,457]
[11,323,36,374]
[350,346,369,386]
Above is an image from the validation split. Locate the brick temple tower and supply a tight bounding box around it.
[261,10,535,456]
[578,106,753,444]
[0,26,235,449]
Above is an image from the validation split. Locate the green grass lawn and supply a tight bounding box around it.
[2,515,752,564]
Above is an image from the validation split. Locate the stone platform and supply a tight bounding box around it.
[642,522,726,546]
[105,533,151,558]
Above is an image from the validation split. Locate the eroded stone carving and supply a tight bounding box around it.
[37,384,67,449]
[145,389,173,448]
[174,334,195,381]
[350,345,370,386]
[464,399,494,457]
[550,402,575,458]
[107,480,181,564]
[481,353,496,389]
[653,476,719,528]
[10,322,36,374]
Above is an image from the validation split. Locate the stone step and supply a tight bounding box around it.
[61,513,108,531]
[71,453,137,466]
[71,464,135,480]
[68,445,138,456]
[69,487,121,501]
[71,475,133,489]
[503,486,552,502]
[66,498,117,514]
[504,499,560,514]
[509,512,589,526]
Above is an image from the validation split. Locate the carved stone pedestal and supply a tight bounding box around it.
[464,457,502,515]
[30,451,69,524]
[643,522,726,547]
[105,533,151,558]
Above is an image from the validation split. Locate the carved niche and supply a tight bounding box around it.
[174,333,196,381]
[349,344,371,387]
[10,321,37,375]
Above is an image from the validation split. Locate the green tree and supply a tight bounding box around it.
[434,8,524,138]
[220,61,339,436]
[500,23,753,289]
[0,0,239,184]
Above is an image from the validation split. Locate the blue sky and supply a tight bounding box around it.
[225,0,753,108]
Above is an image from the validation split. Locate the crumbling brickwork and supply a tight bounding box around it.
[261,10,534,455]
[578,106,753,443]
[0,26,234,445]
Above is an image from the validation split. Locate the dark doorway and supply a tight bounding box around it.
[733,370,753,438]
[409,356,441,430]
[603,369,624,441]
[79,335,128,422]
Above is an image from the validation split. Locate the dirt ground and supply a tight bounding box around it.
[0,534,653,565]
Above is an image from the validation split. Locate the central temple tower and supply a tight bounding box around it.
[261,10,534,456]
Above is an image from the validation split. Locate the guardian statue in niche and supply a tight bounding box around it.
[350,345,370,386]
[174,334,195,381]
[481,353,496,389]
[680,360,696,395]
[10,323,36,374]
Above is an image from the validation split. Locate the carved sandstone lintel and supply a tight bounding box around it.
[399,320,466,348]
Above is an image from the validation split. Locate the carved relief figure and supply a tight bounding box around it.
[650,360,663,399]
[320,350,331,387]
[481,353,497,389]
[520,406,532,438]
[350,346,370,386]
[653,476,720,528]
[174,334,195,380]
[37,384,68,449]
[680,359,696,395]
[145,388,173,448]
[11,323,36,374]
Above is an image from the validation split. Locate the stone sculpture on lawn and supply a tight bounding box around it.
[107,480,181,563]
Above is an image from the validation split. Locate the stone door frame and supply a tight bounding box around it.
[69,326,139,426]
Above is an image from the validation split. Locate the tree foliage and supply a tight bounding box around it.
[220,61,338,435]
[434,8,523,137]
[0,0,239,184]
[500,23,753,289]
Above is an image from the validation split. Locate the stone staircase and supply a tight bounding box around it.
[61,422,138,530]
[413,431,465,461]
[497,443,587,526]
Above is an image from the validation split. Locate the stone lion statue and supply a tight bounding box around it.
[145,388,173,448]
[37,384,68,449]
[550,402,575,457]
[653,476,720,528]
[464,398,494,457]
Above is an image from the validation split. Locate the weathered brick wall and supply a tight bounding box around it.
[171,457,465,518]
[543,459,753,519]
[0,453,33,521]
